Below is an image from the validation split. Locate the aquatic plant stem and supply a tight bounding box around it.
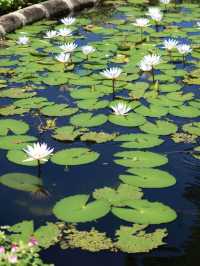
[112,79,116,99]
[140,28,143,41]
[37,160,41,178]
[151,67,155,83]
[182,55,186,67]
[168,50,173,63]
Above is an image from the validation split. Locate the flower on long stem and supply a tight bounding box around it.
[60,16,76,26]
[133,18,150,40]
[176,44,192,65]
[163,39,178,62]
[23,142,54,163]
[100,67,122,98]
[81,45,95,60]
[139,54,161,83]
[55,52,71,71]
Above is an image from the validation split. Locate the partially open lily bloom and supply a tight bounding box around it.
[60,16,76,26]
[58,28,73,37]
[59,42,77,53]
[55,52,70,63]
[44,30,57,39]
[81,45,96,55]
[163,39,178,50]
[23,142,54,162]
[142,54,161,67]
[28,237,38,247]
[139,60,152,72]
[146,7,163,22]
[100,67,122,79]
[110,102,132,116]
[177,44,192,55]
[160,0,171,4]
[133,18,150,28]
[17,36,29,45]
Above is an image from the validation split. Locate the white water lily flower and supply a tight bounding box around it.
[81,45,96,55]
[139,60,152,72]
[163,39,178,50]
[110,102,132,116]
[55,52,70,63]
[44,30,57,39]
[146,7,163,22]
[133,18,150,28]
[100,67,122,79]
[142,54,161,67]
[23,142,54,162]
[60,16,76,25]
[59,42,77,53]
[17,36,29,45]
[160,0,171,4]
[58,28,73,37]
[197,22,200,28]
[177,44,192,55]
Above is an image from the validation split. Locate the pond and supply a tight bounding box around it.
[0,0,200,265]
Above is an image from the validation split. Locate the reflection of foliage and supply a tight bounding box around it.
[115,224,167,253]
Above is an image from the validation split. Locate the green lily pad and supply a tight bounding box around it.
[52,126,86,142]
[51,148,100,166]
[0,119,29,136]
[109,113,146,127]
[169,106,200,118]
[114,134,164,149]
[77,99,109,110]
[119,168,176,188]
[0,173,42,192]
[14,97,53,109]
[182,122,200,136]
[0,135,37,150]
[114,151,168,168]
[80,131,117,143]
[115,224,167,253]
[135,105,168,117]
[93,184,143,207]
[40,104,78,117]
[53,194,110,223]
[140,120,178,135]
[70,113,107,127]
[112,199,177,224]
[6,150,45,166]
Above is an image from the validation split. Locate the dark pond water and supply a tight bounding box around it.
[0,0,200,265]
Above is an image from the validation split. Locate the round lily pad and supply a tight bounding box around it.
[182,122,200,136]
[70,113,107,127]
[119,168,176,188]
[109,113,146,127]
[6,150,45,166]
[51,148,100,166]
[0,119,29,136]
[114,134,164,149]
[112,199,177,224]
[135,105,168,118]
[40,104,78,117]
[93,184,143,207]
[114,151,168,168]
[53,194,110,223]
[169,106,200,118]
[0,135,37,150]
[140,120,178,135]
[0,173,42,192]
